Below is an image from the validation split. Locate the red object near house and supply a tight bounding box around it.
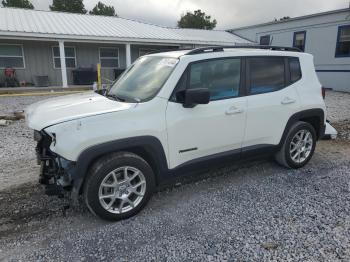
[4,68,16,78]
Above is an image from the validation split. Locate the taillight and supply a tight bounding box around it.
[321,86,326,99]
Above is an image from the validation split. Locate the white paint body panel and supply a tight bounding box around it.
[243,86,300,147]
[294,54,326,120]
[166,97,247,168]
[26,49,328,169]
[44,97,168,162]
[25,91,135,131]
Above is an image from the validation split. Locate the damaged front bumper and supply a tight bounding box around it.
[35,130,76,197]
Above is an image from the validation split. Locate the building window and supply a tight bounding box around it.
[293,31,306,51]
[99,48,119,68]
[335,25,350,57]
[0,44,25,69]
[248,57,285,95]
[52,46,76,69]
[139,48,157,57]
[260,35,271,45]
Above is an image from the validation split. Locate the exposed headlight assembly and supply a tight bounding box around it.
[33,130,42,142]
[47,132,57,146]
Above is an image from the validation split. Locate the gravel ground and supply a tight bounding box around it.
[0,91,350,261]
[0,95,60,114]
[0,95,63,191]
[325,91,350,122]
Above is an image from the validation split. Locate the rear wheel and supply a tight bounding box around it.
[275,121,316,169]
[84,152,155,221]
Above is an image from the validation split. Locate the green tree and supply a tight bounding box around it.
[177,9,217,30]
[50,0,87,14]
[89,1,117,16]
[2,0,34,9]
[274,16,291,22]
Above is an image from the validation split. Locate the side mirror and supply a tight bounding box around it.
[176,88,210,108]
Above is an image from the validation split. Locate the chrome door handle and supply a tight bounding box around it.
[226,106,244,115]
[281,97,296,105]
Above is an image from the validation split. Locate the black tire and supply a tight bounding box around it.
[275,121,317,169]
[84,152,155,221]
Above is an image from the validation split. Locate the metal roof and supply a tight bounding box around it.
[0,7,251,45]
[169,28,250,44]
[230,7,350,31]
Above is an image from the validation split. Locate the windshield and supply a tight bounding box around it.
[108,56,179,102]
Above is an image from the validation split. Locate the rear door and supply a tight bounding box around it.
[243,56,301,148]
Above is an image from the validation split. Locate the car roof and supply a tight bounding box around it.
[148,46,306,59]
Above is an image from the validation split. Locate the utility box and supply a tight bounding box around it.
[34,75,49,87]
[73,68,97,85]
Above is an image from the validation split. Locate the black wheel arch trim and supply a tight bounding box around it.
[279,108,325,147]
[71,136,169,196]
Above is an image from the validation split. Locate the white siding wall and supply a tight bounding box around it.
[232,10,350,92]
[0,40,177,86]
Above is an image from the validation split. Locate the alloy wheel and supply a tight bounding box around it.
[289,129,313,164]
[98,166,146,214]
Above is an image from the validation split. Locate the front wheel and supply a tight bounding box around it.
[275,121,317,169]
[84,152,155,221]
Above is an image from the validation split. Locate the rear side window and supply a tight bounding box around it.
[248,57,285,95]
[289,57,302,83]
[188,58,241,101]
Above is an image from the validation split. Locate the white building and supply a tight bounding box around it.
[229,8,350,92]
[0,7,250,88]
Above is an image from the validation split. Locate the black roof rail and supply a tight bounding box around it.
[186,45,302,55]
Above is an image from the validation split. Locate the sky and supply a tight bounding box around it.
[30,0,349,29]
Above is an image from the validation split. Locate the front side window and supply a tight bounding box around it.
[260,35,271,45]
[0,44,25,68]
[335,25,350,57]
[100,48,119,68]
[108,56,178,102]
[188,58,241,101]
[293,31,306,51]
[52,46,76,68]
[248,57,285,95]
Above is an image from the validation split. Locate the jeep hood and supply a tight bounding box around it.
[26,91,136,130]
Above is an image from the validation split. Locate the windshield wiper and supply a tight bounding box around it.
[106,94,125,102]
[128,97,141,103]
[106,93,142,103]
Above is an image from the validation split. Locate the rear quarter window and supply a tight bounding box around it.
[289,57,302,83]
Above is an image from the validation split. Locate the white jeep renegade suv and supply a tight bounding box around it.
[26,46,331,221]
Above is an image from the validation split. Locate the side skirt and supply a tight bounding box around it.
[158,144,279,187]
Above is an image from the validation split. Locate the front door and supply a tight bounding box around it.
[166,57,247,169]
